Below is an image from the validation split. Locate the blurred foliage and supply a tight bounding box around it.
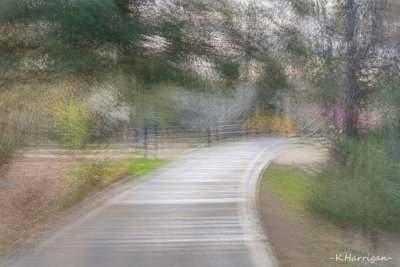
[255,56,292,110]
[287,0,317,16]
[0,0,294,90]
[374,80,400,119]
[216,58,240,82]
[309,77,400,232]
[311,127,400,232]
[0,0,297,164]
[51,97,90,147]
[87,86,132,139]
[170,86,256,128]
[244,107,297,135]
[289,0,400,136]
[0,0,217,86]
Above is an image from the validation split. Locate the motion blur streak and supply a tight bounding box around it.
[7,138,290,267]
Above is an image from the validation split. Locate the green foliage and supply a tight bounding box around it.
[37,0,142,75]
[216,59,240,81]
[51,97,89,147]
[374,81,400,118]
[306,56,346,108]
[311,129,400,232]
[256,55,291,110]
[283,26,308,58]
[0,0,293,152]
[0,0,27,23]
[263,134,400,234]
[0,0,218,85]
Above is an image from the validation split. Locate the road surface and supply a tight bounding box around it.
[7,138,290,267]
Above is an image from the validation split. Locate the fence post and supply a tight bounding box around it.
[144,123,148,149]
[216,128,219,142]
[246,124,249,137]
[154,123,158,150]
[207,127,211,146]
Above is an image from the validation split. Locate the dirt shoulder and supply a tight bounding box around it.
[0,143,192,262]
[259,144,400,267]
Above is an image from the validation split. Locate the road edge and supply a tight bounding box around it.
[244,138,294,267]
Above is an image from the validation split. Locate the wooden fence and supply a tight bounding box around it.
[106,123,298,149]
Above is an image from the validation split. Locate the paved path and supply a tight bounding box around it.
[8,138,289,267]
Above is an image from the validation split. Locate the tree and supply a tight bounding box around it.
[286,0,400,136]
[341,0,385,136]
[170,85,255,129]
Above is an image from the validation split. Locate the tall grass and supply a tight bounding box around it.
[311,125,400,232]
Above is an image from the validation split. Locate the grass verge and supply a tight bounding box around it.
[259,162,399,267]
[260,163,313,211]
[64,157,167,206]
[310,133,400,233]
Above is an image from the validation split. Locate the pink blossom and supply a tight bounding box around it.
[317,105,380,130]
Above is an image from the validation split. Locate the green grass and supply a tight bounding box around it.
[262,140,400,233]
[260,163,314,211]
[65,157,167,205]
[310,131,400,233]
[124,157,166,176]
[260,163,368,267]
[263,127,400,234]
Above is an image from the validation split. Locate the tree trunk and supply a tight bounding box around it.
[344,0,361,136]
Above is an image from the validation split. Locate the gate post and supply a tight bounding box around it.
[144,121,148,149]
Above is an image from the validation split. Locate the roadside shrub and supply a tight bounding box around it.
[268,113,297,134]
[311,126,400,232]
[244,107,268,133]
[244,107,297,134]
[51,97,89,147]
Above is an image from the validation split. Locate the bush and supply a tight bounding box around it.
[52,97,89,147]
[311,127,400,232]
[244,107,297,134]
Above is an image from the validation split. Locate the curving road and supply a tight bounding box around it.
[8,138,290,267]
